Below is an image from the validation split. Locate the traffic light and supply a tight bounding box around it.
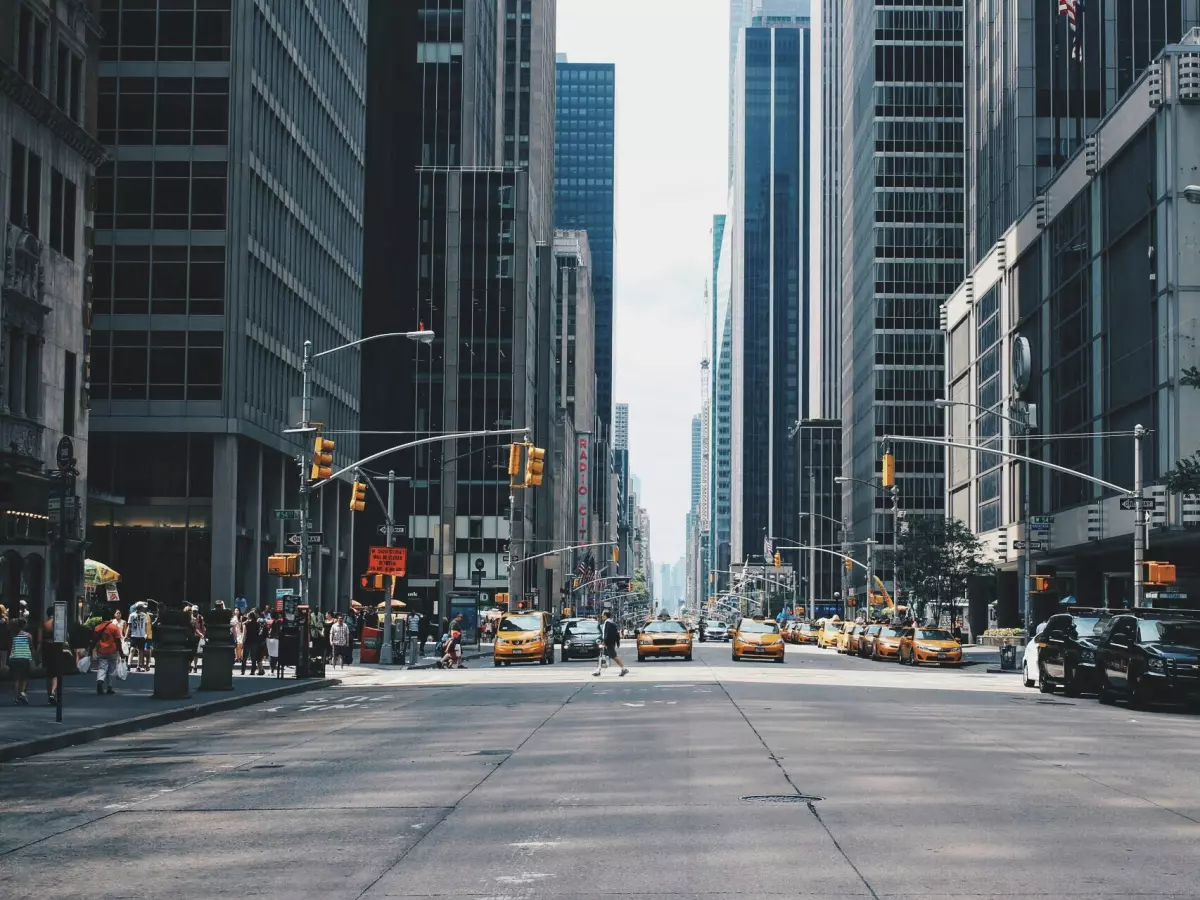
[773,551,781,568]
[882,450,895,487]
[1146,562,1177,584]
[359,573,385,591]
[268,553,299,576]
[310,434,335,481]
[1030,575,1051,593]
[349,480,367,512]
[524,445,546,486]
[845,558,854,572]
[496,592,510,608]
[612,545,620,564]
[508,442,523,477]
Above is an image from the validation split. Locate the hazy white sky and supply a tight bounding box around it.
[557,0,729,571]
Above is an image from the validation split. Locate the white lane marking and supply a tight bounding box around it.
[495,873,554,885]
[509,841,564,848]
[622,702,644,708]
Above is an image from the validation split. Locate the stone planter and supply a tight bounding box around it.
[978,635,1028,648]
[153,611,194,700]
[199,607,235,691]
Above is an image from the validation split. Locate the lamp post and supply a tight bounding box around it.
[935,397,1037,628]
[836,475,895,613]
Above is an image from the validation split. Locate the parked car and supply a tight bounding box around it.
[870,625,908,661]
[897,627,963,666]
[1035,610,1111,696]
[1095,613,1200,708]
[560,619,601,662]
[816,620,842,649]
[858,624,882,658]
[792,622,817,645]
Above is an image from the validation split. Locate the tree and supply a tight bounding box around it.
[1165,366,1200,494]
[877,515,993,622]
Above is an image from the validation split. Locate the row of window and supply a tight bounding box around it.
[89,329,223,401]
[94,161,227,232]
[98,77,230,147]
[99,0,232,63]
[557,68,614,83]
[16,3,85,124]
[9,141,78,261]
[92,244,225,316]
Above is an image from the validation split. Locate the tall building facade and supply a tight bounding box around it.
[614,401,628,451]
[689,413,701,516]
[727,15,813,562]
[89,0,366,608]
[813,0,841,418]
[554,59,614,437]
[839,0,964,583]
[966,1,1200,268]
[0,0,105,616]
[712,217,733,585]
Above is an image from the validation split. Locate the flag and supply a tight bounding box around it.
[1059,0,1084,62]
[763,532,773,562]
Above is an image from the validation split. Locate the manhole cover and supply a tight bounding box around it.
[741,794,823,804]
[469,749,512,756]
[250,764,284,770]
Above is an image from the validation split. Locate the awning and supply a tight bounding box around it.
[84,559,120,586]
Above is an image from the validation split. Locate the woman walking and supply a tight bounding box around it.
[241,612,263,675]
[9,618,34,704]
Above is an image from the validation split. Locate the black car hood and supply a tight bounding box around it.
[1148,644,1200,661]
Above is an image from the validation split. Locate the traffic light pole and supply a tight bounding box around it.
[299,341,313,620]
[381,469,397,664]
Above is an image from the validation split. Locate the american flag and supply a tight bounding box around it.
[575,553,595,579]
[1059,0,1084,62]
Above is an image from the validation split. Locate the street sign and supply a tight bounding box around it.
[471,570,483,586]
[287,532,323,546]
[368,545,408,575]
[1030,522,1051,532]
[1013,540,1048,551]
[53,601,67,643]
[376,524,407,537]
[474,557,485,571]
[56,436,73,471]
[1146,591,1187,601]
[1029,516,1054,525]
[1120,497,1156,511]
[275,509,301,520]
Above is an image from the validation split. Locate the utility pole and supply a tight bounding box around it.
[299,340,312,616]
[840,515,850,621]
[1133,424,1146,608]
[865,539,875,620]
[380,470,398,664]
[808,467,816,623]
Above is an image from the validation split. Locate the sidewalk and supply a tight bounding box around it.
[0,669,337,763]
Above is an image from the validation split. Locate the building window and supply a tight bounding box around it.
[56,42,83,120]
[63,351,76,436]
[9,141,42,236]
[17,5,48,92]
[49,169,77,260]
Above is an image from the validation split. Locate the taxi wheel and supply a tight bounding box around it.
[539,654,547,665]
[910,652,920,667]
[684,653,692,661]
[504,661,511,667]
[638,653,645,662]
[731,653,739,662]
[561,650,569,663]
[1038,663,1054,693]
[775,657,785,664]
[494,659,501,668]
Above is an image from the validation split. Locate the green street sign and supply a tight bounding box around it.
[275,509,301,520]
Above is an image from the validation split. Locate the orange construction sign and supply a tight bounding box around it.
[368,546,408,576]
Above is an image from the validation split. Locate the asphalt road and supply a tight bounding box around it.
[3,642,1200,899]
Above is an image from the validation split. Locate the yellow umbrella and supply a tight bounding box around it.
[375,598,407,609]
[84,559,121,586]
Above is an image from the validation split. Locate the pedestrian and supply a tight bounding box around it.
[91,612,126,695]
[594,610,628,677]
[0,604,10,676]
[41,610,59,705]
[267,615,283,676]
[329,614,351,669]
[437,629,464,669]
[111,607,127,654]
[241,612,262,675]
[8,617,34,704]
[188,606,206,673]
[128,602,151,672]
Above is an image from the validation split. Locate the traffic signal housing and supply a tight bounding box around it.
[349,480,367,512]
[311,434,335,481]
[359,573,385,591]
[524,445,546,487]
[773,551,781,568]
[268,553,299,576]
[882,451,895,488]
[508,442,523,477]
[845,558,854,572]
[1030,575,1051,593]
[1146,561,1177,585]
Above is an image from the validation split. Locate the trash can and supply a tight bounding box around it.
[999,643,1017,671]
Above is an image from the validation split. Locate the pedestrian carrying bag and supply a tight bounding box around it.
[116,659,129,681]
[78,655,92,674]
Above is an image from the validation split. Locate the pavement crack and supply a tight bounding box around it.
[350,680,590,900]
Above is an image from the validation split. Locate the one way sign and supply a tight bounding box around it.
[1119,497,1156,511]
[287,532,323,545]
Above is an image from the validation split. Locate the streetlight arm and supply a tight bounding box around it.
[936,397,1030,431]
[312,330,434,359]
[881,434,1132,495]
[796,545,870,572]
[517,541,615,565]
[312,428,529,491]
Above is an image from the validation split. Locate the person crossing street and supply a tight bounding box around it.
[594,610,628,677]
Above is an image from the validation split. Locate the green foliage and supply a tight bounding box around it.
[983,628,1025,637]
[878,515,993,610]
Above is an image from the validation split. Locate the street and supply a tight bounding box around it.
[3,642,1200,899]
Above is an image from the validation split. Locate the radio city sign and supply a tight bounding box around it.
[577,434,591,542]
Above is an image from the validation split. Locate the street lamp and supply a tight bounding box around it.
[1183,185,1200,204]
[935,397,1037,629]
[835,475,898,614]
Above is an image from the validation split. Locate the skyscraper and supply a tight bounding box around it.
[727,12,813,562]
[614,402,629,452]
[555,59,615,437]
[690,413,702,516]
[839,1,964,584]
[89,0,367,606]
[813,0,841,418]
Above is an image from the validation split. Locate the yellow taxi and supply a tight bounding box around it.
[846,624,865,655]
[791,623,817,645]
[816,619,843,649]
[870,624,909,661]
[637,618,694,662]
[898,627,963,666]
[732,617,785,663]
[834,621,857,653]
[493,611,555,666]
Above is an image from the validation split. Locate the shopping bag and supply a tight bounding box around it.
[116,659,129,681]
[266,638,280,657]
[77,655,92,674]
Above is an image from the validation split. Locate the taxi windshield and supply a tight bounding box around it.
[740,620,780,634]
[879,627,904,638]
[823,622,841,631]
[644,621,686,633]
[499,615,543,632]
[915,629,954,641]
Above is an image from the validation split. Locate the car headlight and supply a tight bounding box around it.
[1147,657,1166,673]
[1079,648,1095,663]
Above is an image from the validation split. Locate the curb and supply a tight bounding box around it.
[0,677,341,763]
[408,649,493,670]
[985,668,1024,675]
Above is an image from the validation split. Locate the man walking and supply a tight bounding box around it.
[594,610,628,677]
[329,614,351,669]
[92,613,126,695]
[128,602,151,672]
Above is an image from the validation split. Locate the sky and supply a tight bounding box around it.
[557,0,729,573]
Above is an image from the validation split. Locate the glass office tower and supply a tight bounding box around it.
[839,1,964,599]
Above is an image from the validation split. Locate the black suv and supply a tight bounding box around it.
[1037,609,1111,697]
[1095,613,1200,708]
